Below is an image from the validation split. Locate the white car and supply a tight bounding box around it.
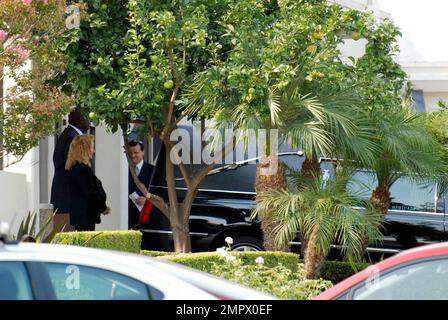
[0,237,275,300]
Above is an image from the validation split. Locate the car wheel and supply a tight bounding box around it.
[231,237,264,252]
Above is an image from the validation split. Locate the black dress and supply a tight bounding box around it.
[67,162,107,231]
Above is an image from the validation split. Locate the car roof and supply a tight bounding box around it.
[315,242,448,300]
[0,242,276,300]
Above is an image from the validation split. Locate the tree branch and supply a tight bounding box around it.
[165,139,192,189]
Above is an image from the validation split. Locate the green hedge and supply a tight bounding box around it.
[52,230,142,253]
[320,260,370,284]
[141,251,369,284]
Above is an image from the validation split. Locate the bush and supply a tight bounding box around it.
[140,250,175,258]
[51,230,142,253]
[156,251,300,272]
[155,249,331,299]
[320,260,370,284]
[209,257,332,300]
[154,251,368,284]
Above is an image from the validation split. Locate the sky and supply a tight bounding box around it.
[376,0,448,62]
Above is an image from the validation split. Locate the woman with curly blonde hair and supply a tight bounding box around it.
[65,135,111,231]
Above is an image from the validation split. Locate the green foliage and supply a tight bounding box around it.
[253,169,383,261]
[209,256,331,300]
[156,251,301,272]
[11,211,64,243]
[51,230,142,253]
[140,250,174,257]
[153,251,368,285]
[369,105,445,190]
[422,104,448,194]
[320,260,369,284]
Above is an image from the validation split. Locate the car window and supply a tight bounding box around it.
[43,263,155,300]
[352,258,448,300]
[389,178,437,212]
[348,171,438,213]
[0,262,33,300]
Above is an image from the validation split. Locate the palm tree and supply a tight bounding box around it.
[367,106,444,217]
[232,76,379,252]
[253,168,383,279]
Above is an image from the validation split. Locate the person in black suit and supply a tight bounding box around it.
[51,107,90,230]
[65,135,111,231]
[128,141,154,229]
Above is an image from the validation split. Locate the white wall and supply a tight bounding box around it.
[4,147,39,218]
[424,92,448,113]
[0,171,29,236]
[94,123,128,231]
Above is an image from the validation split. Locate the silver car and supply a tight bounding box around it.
[0,239,275,300]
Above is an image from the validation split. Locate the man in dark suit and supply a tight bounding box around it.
[50,107,90,231]
[128,140,154,229]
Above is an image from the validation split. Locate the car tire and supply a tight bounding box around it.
[231,236,264,252]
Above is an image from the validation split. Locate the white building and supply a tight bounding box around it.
[1,0,447,234]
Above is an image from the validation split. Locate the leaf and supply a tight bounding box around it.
[35,211,57,240]
[43,222,66,243]
[81,232,104,246]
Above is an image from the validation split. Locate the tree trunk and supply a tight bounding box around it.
[361,184,391,254]
[255,155,290,252]
[371,185,391,217]
[301,156,321,180]
[304,225,326,279]
[171,215,191,253]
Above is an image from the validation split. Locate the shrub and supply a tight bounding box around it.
[140,250,175,258]
[157,251,300,272]
[51,230,142,253]
[209,257,332,300]
[153,251,369,285]
[153,250,330,299]
[320,260,370,284]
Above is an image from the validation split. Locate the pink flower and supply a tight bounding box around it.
[0,30,7,43]
[22,0,32,6]
[18,48,31,62]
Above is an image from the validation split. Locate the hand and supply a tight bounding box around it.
[136,197,146,206]
[102,207,111,215]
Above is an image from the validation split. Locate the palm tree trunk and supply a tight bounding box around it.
[304,225,325,279]
[301,156,321,180]
[255,155,290,251]
[361,184,391,254]
[371,185,391,217]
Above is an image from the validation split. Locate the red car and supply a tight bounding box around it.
[315,242,448,300]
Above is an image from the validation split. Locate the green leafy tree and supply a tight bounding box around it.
[422,100,448,196]
[184,0,382,251]
[60,0,277,252]
[0,0,76,167]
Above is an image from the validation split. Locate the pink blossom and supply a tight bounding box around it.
[22,0,32,6]
[18,48,31,62]
[0,30,7,43]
